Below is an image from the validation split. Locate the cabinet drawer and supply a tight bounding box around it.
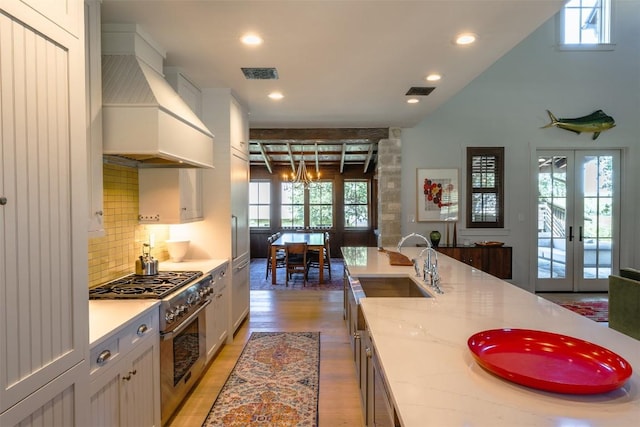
[120,309,159,352]
[90,335,121,377]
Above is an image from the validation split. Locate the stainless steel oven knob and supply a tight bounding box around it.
[165,310,175,324]
[175,305,186,317]
[187,293,196,306]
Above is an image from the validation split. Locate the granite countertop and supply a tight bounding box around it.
[343,246,640,427]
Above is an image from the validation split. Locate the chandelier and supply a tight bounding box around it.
[284,158,320,188]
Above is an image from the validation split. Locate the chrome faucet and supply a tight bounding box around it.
[422,247,443,294]
[397,232,431,253]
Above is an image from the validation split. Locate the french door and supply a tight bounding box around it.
[535,150,620,292]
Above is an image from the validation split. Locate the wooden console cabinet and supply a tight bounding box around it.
[436,246,512,279]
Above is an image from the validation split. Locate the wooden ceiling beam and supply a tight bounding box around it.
[363,143,374,173]
[250,128,389,141]
[257,142,272,174]
[286,142,295,172]
[314,142,319,174]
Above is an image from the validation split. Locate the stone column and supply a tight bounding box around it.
[377,128,402,247]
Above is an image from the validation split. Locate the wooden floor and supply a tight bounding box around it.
[166,290,364,427]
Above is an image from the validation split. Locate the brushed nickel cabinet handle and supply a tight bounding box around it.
[137,324,148,336]
[97,349,111,364]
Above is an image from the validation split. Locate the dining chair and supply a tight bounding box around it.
[307,232,332,280]
[265,235,286,280]
[285,242,308,286]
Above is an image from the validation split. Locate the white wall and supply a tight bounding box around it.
[400,0,640,290]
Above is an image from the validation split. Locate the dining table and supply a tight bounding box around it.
[271,232,327,284]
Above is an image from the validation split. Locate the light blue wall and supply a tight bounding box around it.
[400,0,640,290]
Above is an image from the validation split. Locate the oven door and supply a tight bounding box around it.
[159,299,210,424]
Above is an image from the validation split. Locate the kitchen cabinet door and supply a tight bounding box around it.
[139,168,203,224]
[16,0,83,36]
[89,307,160,427]
[230,97,249,154]
[0,2,89,417]
[85,0,104,236]
[206,270,229,362]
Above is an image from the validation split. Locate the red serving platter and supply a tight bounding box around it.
[467,328,633,394]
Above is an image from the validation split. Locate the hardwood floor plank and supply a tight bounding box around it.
[166,289,364,427]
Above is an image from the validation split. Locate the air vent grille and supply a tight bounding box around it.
[405,87,435,96]
[241,67,279,80]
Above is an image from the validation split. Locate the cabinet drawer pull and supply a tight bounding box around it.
[353,332,360,340]
[0,196,7,205]
[365,347,372,358]
[97,349,111,365]
[137,324,148,336]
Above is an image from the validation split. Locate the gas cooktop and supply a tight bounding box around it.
[89,271,204,300]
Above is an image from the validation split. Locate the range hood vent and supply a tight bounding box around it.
[101,25,214,168]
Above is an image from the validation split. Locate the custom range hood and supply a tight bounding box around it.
[102,24,214,168]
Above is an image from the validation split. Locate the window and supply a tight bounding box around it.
[309,182,333,228]
[344,180,369,228]
[249,181,271,227]
[281,183,305,228]
[466,147,504,228]
[561,0,611,46]
[281,181,334,229]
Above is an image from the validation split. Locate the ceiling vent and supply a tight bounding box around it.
[405,87,435,96]
[241,67,279,80]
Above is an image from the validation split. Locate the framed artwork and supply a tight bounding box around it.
[416,168,459,222]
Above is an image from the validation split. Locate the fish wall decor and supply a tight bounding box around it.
[541,109,615,140]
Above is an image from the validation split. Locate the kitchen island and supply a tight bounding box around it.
[342,246,639,427]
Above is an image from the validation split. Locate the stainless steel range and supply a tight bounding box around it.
[89,270,215,424]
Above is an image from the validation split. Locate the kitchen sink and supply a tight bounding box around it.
[355,277,432,298]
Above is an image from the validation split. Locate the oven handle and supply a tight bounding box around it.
[160,299,211,341]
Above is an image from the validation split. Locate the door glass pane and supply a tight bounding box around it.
[582,155,613,279]
[537,155,567,279]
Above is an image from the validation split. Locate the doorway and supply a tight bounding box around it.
[535,150,620,292]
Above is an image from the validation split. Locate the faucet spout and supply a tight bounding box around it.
[397,232,431,253]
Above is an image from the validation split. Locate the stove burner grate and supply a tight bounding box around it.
[89,271,204,299]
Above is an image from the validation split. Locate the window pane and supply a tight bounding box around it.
[344,180,369,228]
[562,0,611,45]
[249,181,271,228]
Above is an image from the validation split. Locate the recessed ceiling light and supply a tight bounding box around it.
[426,73,442,82]
[407,98,420,104]
[241,33,263,46]
[455,33,477,45]
[268,92,284,100]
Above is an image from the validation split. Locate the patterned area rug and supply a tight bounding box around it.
[250,258,344,290]
[560,301,609,322]
[203,332,320,427]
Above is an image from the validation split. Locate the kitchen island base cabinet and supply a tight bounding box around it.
[89,308,160,427]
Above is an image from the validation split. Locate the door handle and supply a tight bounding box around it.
[568,226,574,242]
[579,226,583,242]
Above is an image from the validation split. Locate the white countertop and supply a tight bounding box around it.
[343,247,640,427]
[89,300,160,346]
[89,258,228,347]
[159,258,229,274]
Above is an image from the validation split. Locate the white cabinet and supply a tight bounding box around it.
[230,96,249,154]
[198,88,250,335]
[89,307,160,427]
[85,0,104,236]
[0,1,89,424]
[138,168,203,224]
[205,263,230,362]
[164,67,202,118]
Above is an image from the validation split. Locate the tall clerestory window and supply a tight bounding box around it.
[561,0,612,46]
